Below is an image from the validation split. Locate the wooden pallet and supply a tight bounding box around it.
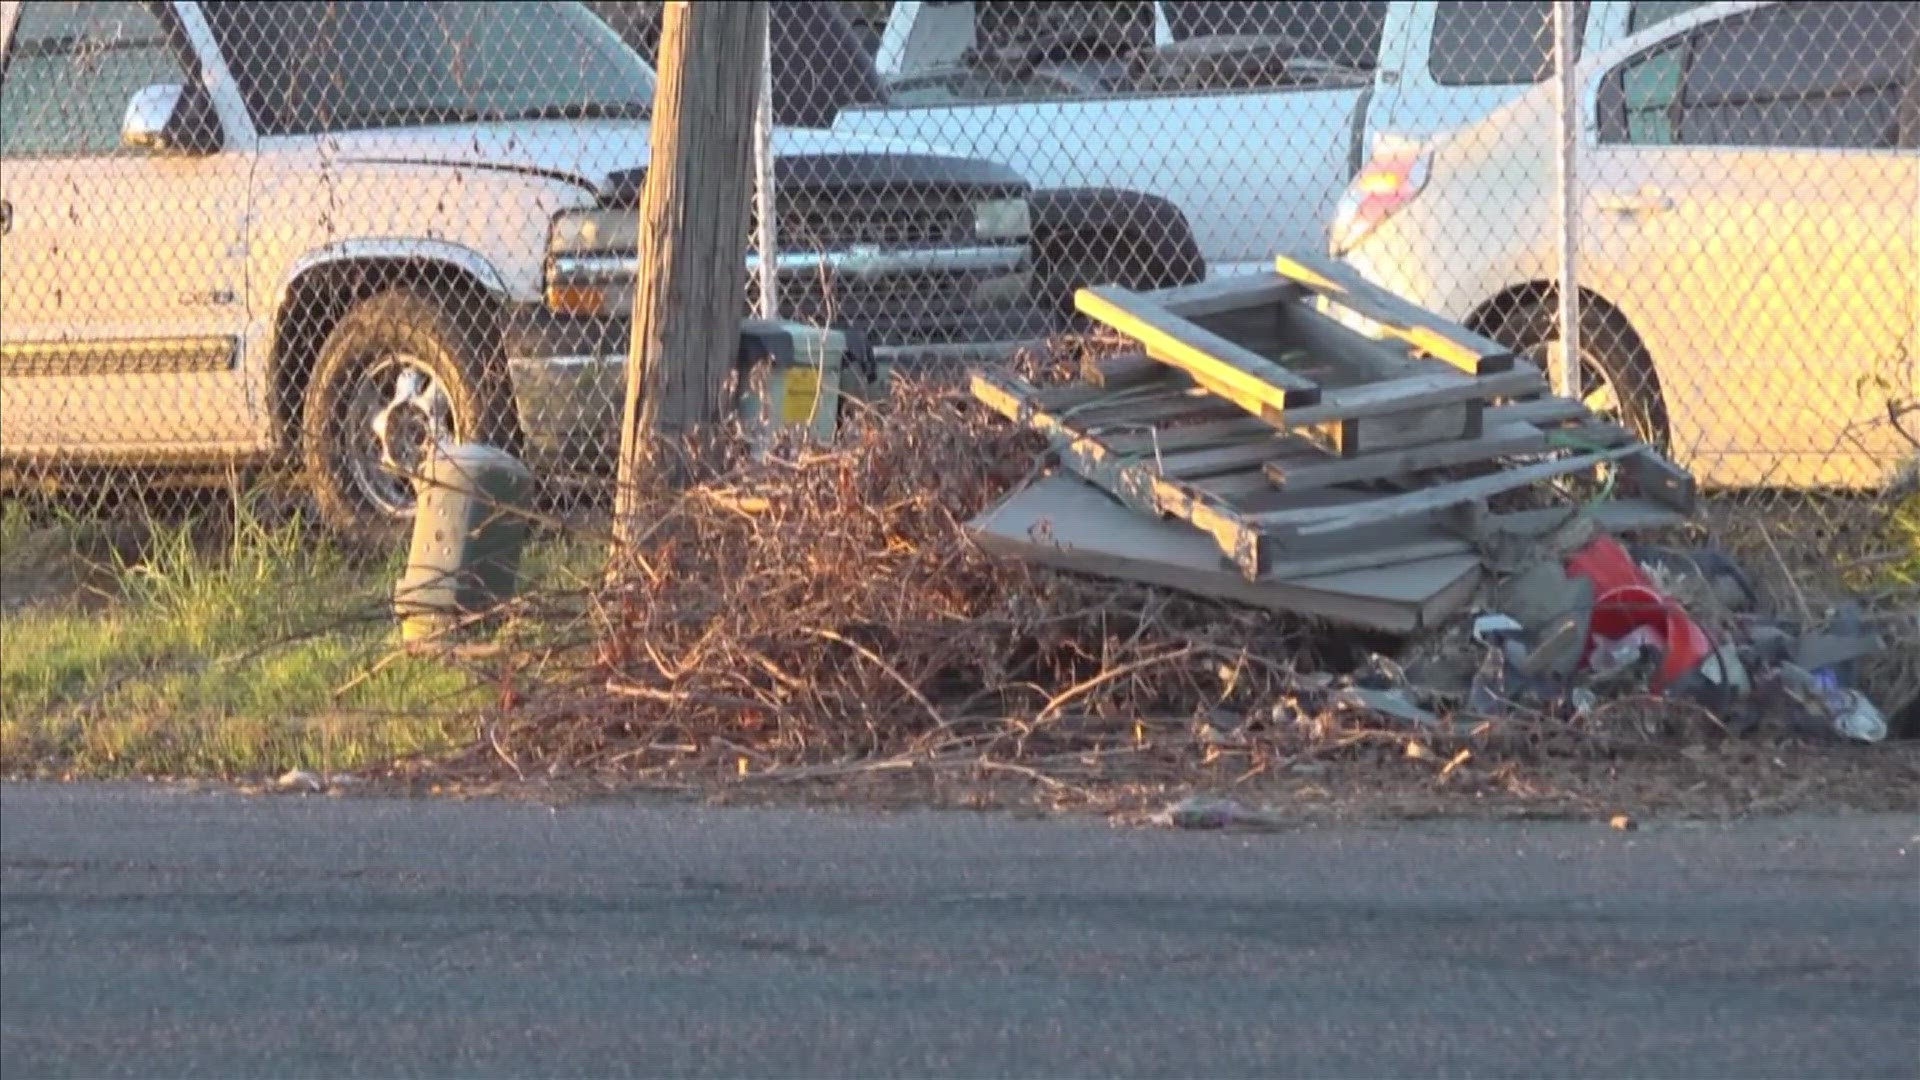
[1272,251,1517,377]
[976,261,1695,581]
[1074,268,1538,456]
[972,367,1686,580]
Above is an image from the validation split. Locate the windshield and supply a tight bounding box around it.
[582,0,885,127]
[201,1,655,136]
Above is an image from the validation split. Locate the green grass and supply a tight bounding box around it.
[0,500,32,553]
[1885,491,1920,589]
[1,499,605,779]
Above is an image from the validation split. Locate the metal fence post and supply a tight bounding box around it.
[753,11,779,321]
[1552,0,1582,398]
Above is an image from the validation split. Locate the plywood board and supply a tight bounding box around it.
[972,369,1269,577]
[969,475,1482,633]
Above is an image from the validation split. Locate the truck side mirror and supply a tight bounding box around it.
[121,83,221,155]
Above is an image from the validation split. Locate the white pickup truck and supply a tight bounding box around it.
[836,0,1715,276]
[0,0,1038,536]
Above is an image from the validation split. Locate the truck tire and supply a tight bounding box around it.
[1035,228,1121,327]
[1030,189,1204,331]
[1494,299,1671,450]
[301,290,516,543]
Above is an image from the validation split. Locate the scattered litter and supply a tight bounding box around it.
[1516,610,1588,679]
[1153,795,1289,831]
[275,769,324,793]
[1588,584,1716,692]
[1831,692,1889,744]
[1472,613,1525,646]
[1332,686,1439,729]
[522,263,1904,820]
[1495,559,1594,633]
[1629,544,1760,613]
[1757,663,1890,743]
[1794,604,1881,680]
[1589,625,1666,680]
[1352,653,1410,690]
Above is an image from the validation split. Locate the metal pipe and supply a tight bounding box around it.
[753,11,779,320]
[1552,0,1582,400]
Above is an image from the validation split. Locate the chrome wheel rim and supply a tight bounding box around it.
[342,354,453,519]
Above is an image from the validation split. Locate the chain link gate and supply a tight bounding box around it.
[0,0,1914,548]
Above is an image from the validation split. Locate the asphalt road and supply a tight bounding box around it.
[2,784,1916,1079]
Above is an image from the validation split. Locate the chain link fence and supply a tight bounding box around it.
[1,0,1914,547]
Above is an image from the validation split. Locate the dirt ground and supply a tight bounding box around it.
[341,722,1920,830]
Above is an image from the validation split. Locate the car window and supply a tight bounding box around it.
[969,1,1156,60]
[1903,51,1920,150]
[1599,41,1685,144]
[903,0,1383,101]
[1161,2,1388,72]
[200,0,654,136]
[1599,2,1916,150]
[1628,1,1711,34]
[1680,2,1913,150]
[1428,0,1590,87]
[0,1,193,158]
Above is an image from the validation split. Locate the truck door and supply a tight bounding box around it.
[0,0,254,460]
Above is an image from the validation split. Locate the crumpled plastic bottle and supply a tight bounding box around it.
[1778,663,1887,744]
[1829,689,1889,744]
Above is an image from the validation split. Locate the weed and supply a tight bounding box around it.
[0,495,584,778]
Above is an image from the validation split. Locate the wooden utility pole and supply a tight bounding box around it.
[613,0,770,548]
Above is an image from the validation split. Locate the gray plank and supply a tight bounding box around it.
[1251,445,1650,536]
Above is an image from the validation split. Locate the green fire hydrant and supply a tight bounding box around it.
[393,443,535,644]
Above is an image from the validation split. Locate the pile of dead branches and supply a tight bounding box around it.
[459,360,1915,806]
[485,362,1347,776]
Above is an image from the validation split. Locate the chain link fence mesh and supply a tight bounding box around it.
[1,0,1914,550]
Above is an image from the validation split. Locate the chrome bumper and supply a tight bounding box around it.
[548,243,1031,288]
[502,299,1045,474]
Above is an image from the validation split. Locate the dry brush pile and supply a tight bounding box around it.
[445,361,1916,814]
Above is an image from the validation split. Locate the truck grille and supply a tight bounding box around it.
[776,189,976,250]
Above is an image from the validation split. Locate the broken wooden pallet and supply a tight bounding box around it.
[982,258,1699,581]
[1272,251,1517,377]
[971,366,1692,581]
[1076,268,1539,457]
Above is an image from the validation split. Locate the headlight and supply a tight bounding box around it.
[546,209,639,316]
[973,198,1031,241]
[550,208,639,255]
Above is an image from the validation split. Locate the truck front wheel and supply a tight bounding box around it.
[1035,229,1179,331]
[300,290,517,543]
